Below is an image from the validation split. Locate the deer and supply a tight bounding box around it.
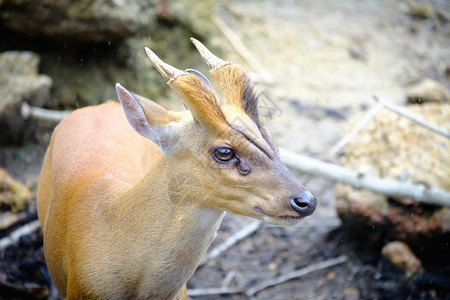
[37,38,317,299]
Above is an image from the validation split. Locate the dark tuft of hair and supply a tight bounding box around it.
[241,75,260,125]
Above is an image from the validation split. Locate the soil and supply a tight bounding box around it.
[1,0,450,299]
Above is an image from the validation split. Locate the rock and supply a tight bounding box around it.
[0,1,217,111]
[0,51,52,144]
[0,211,27,230]
[406,78,450,104]
[38,32,212,110]
[381,241,423,277]
[335,103,450,260]
[407,1,437,20]
[0,0,153,43]
[0,0,216,43]
[0,168,31,213]
[340,288,360,300]
[167,0,216,37]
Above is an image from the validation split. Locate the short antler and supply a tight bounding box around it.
[190,38,260,123]
[145,46,229,134]
[191,38,281,157]
[145,47,186,82]
[190,38,231,71]
[38,38,316,299]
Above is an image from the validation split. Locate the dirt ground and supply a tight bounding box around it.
[1,0,450,299]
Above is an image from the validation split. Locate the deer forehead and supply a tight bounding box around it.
[221,105,260,135]
[169,104,275,160]
[220,105,275,159]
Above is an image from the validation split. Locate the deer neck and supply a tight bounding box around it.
[117,158,225,298]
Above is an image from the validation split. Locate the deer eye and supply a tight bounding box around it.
[213,147,236,163]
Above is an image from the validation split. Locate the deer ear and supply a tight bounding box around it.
[185,69,215,93]
[115,83,172,151]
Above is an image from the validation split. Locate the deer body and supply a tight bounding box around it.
[39,102,221,299]
[37,39,316,299]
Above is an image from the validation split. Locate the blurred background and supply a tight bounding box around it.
[0,0,449,299]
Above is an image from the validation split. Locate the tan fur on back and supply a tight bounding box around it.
[37,101,159,233]
[59,102,156,182]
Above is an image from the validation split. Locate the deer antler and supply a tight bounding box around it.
[190,38,259,121]
[145,47,186,82]
[145,46,228,134]
[190,38,231,71]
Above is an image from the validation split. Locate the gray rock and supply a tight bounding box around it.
[335,103,450,259]
[0,51,52,144]
[37,33,210,110]
[0,0,154,43]
[168,0,216,37]
[381,241,423,277]
[0,167,31,213]
[0,0,216,43]
[0,0,217,111]
[406,78,450,104]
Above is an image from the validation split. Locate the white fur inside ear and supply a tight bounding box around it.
[115,83,160,144]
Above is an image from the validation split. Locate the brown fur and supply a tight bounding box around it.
[211,64,259,122]
[169,74,229,134]
[37,47,314,299]
[210,64,279,155]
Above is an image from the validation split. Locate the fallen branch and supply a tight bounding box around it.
[221,270,237,288]
[246,255,348,296]
[374,96,450,138]
[21,102,70,122]
[279,147,450,207]
[329,102,383,156]
[187,286,243,297]
[200,220,261,266]
[0,220,41,250]
[213,16,274,84]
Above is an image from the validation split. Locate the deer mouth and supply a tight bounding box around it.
[281,215,303,220]
[252,206,305,226]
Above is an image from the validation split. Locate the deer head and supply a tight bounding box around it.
[115,38,316,226]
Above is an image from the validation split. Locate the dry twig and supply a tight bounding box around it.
[21,102,70,122]
[329,102,383,156]
[221,270,237,288]
[200,220,261,266]
[374,96,450,138]
[246,255,348,296]
[280,147,450,207]
[0,220,41,250]
[187,256,348,297]
[187,286,243,297]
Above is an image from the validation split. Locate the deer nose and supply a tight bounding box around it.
[290,190,317,217]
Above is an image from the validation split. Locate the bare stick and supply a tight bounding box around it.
[200,220,261,266]
[21,102,70,122]
[329,102,383,156]
[187,286,243,297]
[0,220,41,250]
[246,255,348,296]
[374,96,450,138]
[221,270,237,288]
[279,147,450,207]
[213,16,274,84]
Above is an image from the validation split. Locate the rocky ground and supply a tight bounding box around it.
[187,1,450,299]
[1,0,449,299]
